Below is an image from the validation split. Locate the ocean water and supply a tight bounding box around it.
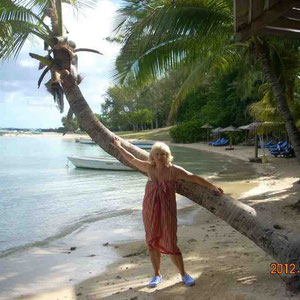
[0,135,257,298]
[0,136,256,257]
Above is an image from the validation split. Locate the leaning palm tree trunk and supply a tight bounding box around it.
[257,42,300,165]
[62,72,300,290]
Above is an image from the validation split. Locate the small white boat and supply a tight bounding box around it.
[75,138,96,144]
[132,142,153,149]
[30,129,43,135]
[67,156,135,171]
[75,138,153,149]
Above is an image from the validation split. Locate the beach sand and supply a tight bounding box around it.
[5,135,300,299]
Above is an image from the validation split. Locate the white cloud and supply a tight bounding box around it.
[26,96,54,107]
[78,77,111,112]
[19,59,37,68]
[1,81,20,88]
[0,0,122,128]
[0,102,64,128]
[64,0,119,49]
[63,0,121,79]
[1,92,17,104]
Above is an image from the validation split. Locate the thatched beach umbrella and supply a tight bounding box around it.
[220,126,241,149]
[238,122,261,145]
[240,122,285,162]
[211,127,223,133]
[201,123,213,141]
[211,127,223,139]
[238,122,260,131]
[238,122,261,159]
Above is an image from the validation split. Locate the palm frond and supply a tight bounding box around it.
[63,0,100,10]
[29,52,53,67]
[0,31,28,60]
[248,88,282,123]
[0,0,51,33]
[114,0,233,84]
[256,122,285,135]
[61,0,101,17]
[114,35,193,84]
[75,48,102,54]
[38,66,50,88]
[0,0,53,60]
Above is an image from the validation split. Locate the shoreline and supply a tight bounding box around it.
[3,135,300,299]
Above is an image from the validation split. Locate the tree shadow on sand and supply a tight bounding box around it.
[70,178,300,300]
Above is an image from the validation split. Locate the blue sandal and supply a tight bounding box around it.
[149,275,163,287]
[182,274,195,286]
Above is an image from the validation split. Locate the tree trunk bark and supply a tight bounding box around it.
[257,42,300,165]
[62,73,300,289]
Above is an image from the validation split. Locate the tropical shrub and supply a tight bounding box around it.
[170,120,205,143]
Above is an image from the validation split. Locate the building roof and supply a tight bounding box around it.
[234,0,300,41]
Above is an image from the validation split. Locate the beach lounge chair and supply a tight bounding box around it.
[264,140,275,148]
[269,141,283,155]
[269,141,291,157]
[281,146,295,158]
[212,138,229,147]
[268,141,283,151]
[211,138,224,146]
[208,139,220,146]
[258,140,274,148]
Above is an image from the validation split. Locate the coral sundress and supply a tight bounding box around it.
[142,165,182,256]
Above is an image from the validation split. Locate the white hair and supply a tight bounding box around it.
[149,142,173,165]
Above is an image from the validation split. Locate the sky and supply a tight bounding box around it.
[0,0,122,129]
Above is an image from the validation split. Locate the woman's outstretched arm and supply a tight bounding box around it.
[173,165,223,196]
[111,137,150,172]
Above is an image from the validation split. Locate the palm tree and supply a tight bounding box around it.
[1,0,300,291]
[248,40,300,140]
[254,38,300,163]
[113,0,300,165]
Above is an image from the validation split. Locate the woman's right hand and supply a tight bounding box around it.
[112,136,122,149]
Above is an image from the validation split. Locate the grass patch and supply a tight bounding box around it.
[115,126,173,142]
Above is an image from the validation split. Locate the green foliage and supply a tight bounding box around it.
[101,70,185,130]
[112,0,300,152]
[248,40,300,125]
[113,0,233,84]
[175,69,261,128]
[198,71,260,127]
[170,120,205,143]
[175,88,208,123]
[128,109,153,130]
[61,115,79,131]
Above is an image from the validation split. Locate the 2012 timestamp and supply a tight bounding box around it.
[270,263,300,275]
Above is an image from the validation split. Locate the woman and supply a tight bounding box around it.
[112,138,223,288]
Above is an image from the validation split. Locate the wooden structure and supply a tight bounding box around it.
[234,0,300,40]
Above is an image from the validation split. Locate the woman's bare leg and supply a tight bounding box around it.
[170,253,186,276]
[149,249,161,276]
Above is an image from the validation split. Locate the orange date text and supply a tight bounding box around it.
[270,263,300,275]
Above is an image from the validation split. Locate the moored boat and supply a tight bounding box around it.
[75,138,96,144]
[67,156,135,171]
[75,138,153,149]
[132,142,153,149]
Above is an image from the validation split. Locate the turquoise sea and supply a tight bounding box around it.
[0,135,256,298]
